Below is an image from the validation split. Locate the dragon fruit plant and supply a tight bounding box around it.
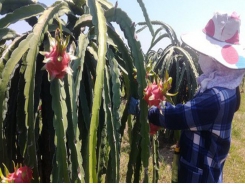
[0,0,199,183]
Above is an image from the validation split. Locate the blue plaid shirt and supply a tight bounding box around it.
[149,87,238,182]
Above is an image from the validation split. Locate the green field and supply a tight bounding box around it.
[223,91,245,183]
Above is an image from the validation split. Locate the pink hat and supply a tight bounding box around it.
[181,11,245,69]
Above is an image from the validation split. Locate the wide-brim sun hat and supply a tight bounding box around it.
[181,11,245,69]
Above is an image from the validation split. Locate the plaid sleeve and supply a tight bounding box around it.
[158,88,221,130]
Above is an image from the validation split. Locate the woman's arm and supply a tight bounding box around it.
[149,88,221,130]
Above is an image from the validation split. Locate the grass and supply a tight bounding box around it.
[223,91,245,183]
[119,127,173,183]
[120,87,245,182]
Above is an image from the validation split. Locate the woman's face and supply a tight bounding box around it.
[198,54,215,74]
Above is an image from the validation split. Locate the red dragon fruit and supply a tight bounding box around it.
[0,164,32,183]
[40,29,75,80]
[143,71,177,135]
[149,123,161,135]
[143,82,166,107]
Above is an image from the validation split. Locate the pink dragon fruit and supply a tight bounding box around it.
[41,29,75,80]
[149,123,161,135]
[143,72,177,135]
[0,164,32,183]
[143,82,166,107]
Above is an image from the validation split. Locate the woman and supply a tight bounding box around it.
[148,12,245,182]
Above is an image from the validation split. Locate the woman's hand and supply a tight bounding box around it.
[148,106,163,135]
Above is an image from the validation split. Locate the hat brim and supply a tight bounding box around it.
[181,31,245,69]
